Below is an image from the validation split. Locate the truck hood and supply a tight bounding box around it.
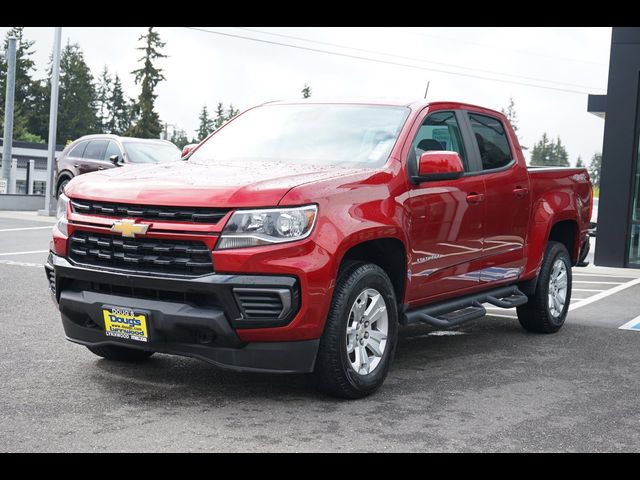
[65,159,364,207]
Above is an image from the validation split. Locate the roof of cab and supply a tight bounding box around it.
[260,98,505,117]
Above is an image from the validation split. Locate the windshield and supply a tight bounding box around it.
[189,104,409,168]
[123,142,181,164]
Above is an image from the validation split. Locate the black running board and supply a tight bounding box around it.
[402,285,528,328]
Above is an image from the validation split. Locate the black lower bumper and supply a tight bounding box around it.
[46,253,318,373]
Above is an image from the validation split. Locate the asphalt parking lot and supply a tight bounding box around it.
[1,212,639,452]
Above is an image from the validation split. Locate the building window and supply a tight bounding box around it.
[33,181,46,195]
[629,133,640,265]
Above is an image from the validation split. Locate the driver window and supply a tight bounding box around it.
[411,111,468,171]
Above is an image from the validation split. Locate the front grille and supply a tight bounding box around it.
[233,288,290,320]
[68,231,214,276]
[70,199,229,224]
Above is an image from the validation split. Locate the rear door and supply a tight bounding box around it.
[464,111,530,284]
[407,109,486,302]
[79,140,110,175]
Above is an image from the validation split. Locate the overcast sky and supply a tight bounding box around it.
[1,26,611,165]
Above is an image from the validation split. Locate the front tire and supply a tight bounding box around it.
[56,178,70,198]
[86,345,154,362]
[313,262,398,399]
[517,241,572,333]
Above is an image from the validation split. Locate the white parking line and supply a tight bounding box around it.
[573,272,636,279]
[574,281,625,285]
[619,315,640,331]
[570,278,640,311]
[0,226,52,233]
[0,260,43,268]
[0,250,48,256]
[573,288,606,292]
[486,313,518,319]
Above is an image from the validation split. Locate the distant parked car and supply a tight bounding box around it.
[55,135,181,198]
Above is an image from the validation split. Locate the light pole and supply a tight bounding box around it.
[39,27,62,216]
[1,36,17,194]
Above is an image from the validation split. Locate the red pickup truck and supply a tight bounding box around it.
[46,100,592,398]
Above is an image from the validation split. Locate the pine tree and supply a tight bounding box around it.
[530,133,552,166]
[530,133,569,166]
[226,104,239,121]
[301,83,312,99]
[500,97,518,134]
[196,105,214,141]
[128,27,166,138]
[170,128,190,149]
[96,66,112,133]
[24,79,49,141]
[552,136,569,167]
[56,41,99,143]
[0,27,40,140]
[214,102,226,129]
[107,74,131,135]
[576,155,584,168]
[589,153,602,187]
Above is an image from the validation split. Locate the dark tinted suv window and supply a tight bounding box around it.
[104,141,121,161]
[83,140,109,160]
[68,141,88,158]
[468,113,512,170]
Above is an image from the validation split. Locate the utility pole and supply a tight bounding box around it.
[40,27,62,215]
[1,36,17,194]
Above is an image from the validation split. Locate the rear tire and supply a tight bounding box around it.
[313,262,398,399]
[517,241,572,333]
[86,345,154,362]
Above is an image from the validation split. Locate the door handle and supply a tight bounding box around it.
[98,166,105,170]
[466,193,485,204]
[73,163,79,168]
[513,187,529,198]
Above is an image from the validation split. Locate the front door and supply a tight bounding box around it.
[407,110,486,303]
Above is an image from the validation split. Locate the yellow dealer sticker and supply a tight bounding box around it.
[102,307,149,342]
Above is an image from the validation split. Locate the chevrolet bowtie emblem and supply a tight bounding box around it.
[110,219,149,238]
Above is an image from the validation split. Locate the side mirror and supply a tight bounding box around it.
[181,144,198,159]
[415,151,464,182]
[109,155,124,167]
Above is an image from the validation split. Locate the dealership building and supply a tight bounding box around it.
[588,27,640,268]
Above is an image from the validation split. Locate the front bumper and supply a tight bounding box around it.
[46,253,318,373]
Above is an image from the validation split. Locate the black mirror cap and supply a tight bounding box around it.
[109,154,123,167]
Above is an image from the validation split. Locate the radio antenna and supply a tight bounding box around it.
[424,81,430,99]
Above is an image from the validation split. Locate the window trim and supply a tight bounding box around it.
[405,109,471,182]
[462,110,516,176]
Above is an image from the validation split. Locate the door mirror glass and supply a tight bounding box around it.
[109,155,124,167]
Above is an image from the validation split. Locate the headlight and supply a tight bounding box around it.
[55,193,69,235]
[217,205,317,250]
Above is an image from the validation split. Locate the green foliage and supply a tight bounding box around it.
[576,155,584,167]
[530,133,569,166]
[18,131,44,143]
[56,41,99,144]
[301,83,312,99]
[196,105,214,141]
[0,27,44,141]
[96,66,112,133]
[227,104,239,120]
[214,102,226,129]
[588,152,602,187]
[170,128,190,149]
[500,97,518,134]
[107,74,131,135]
[128,27,166,138]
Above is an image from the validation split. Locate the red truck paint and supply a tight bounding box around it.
[50,99,592,388]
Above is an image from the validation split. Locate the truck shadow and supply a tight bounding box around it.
[87,316,548,403]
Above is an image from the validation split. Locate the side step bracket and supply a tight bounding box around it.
[402,285,528,328]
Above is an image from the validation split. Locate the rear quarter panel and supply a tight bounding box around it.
[523,168,592,278]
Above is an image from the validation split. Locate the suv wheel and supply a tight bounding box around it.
[57,178,70,198]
